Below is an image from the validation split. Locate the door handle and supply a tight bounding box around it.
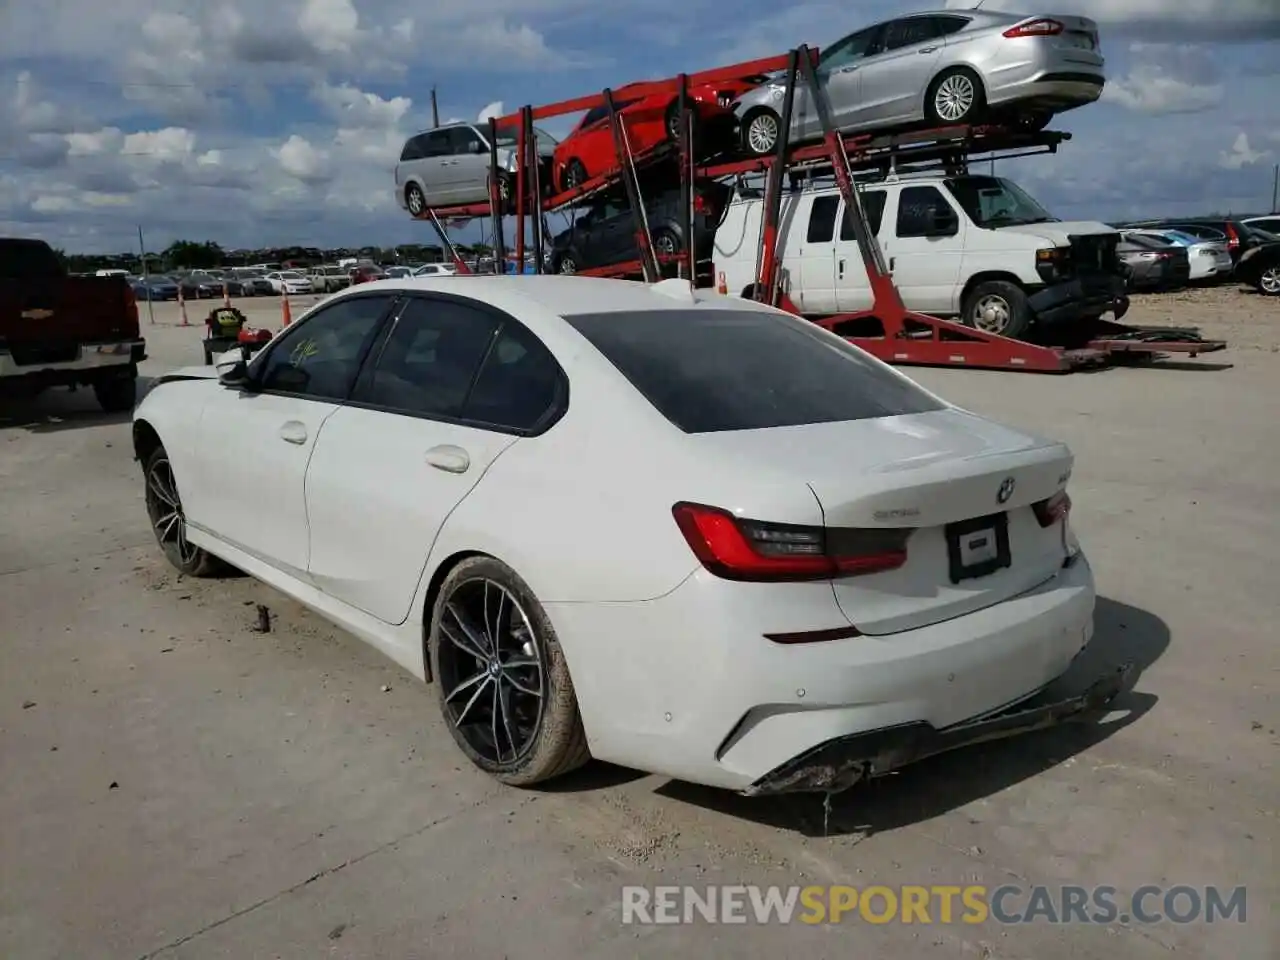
[425,444,470,474]
[889,256,896,272]
[919,46,938,53]
[838,258,846,278]
[279,421,307,445]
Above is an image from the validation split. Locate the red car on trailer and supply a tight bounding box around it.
[551,75,768,193]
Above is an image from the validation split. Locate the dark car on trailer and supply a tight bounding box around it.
[0,237,145,412]
[1233,227,1280,296]
[547,183,732,277]
[1116,233,1191,291]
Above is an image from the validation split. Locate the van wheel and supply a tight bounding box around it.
[405,183,427,216]
[741,108,781,157]
[926,68,986,126]
[962,281,1030,339]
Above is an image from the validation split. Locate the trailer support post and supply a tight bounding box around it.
[604,88,660,283]
[487,117,507,273]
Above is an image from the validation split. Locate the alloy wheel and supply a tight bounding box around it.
[406,186,425,215]
[747,113,779,155]
[935,74,976,123]
[146,456,198,566]
[558,256,577,275]
[1260,266,1280,294]
[972,294,1011,334]
[653,232,678,256]
[435,578,546,766]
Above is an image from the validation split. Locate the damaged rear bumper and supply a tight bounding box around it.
[742,661,1135,797]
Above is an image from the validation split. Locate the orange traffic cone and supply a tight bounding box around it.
[280,287,292,328]
[178,285,190,326]
[222,281,231,308]
[716,271,728,295]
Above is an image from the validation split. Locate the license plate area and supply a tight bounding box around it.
[946,512,1011,584]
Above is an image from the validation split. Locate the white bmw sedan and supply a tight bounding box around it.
[132,276,1121,796]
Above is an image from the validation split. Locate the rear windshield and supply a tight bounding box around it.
[563,308,944,434]
[0,239,63,280]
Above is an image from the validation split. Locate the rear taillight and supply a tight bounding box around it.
[123,283,139,328]
[693,193,709,214]
[672,502,910,582]
[1004,18,1064,38]
[1033,491,1072,528]
[1225,223,1240,249]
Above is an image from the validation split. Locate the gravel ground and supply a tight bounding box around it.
[1,282,1275,959]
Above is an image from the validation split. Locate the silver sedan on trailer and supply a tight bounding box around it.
[734,8,1105,157]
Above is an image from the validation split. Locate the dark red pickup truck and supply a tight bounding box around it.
[0,238,146,411]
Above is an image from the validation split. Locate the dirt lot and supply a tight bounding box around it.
[1,285,1276,959]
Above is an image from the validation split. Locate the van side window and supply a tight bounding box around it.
[841,190,887,239]
[420,131,449,158]
[807,196,839,243]
[895,186,951,238]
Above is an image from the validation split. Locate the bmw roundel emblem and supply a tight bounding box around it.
[997,476,1016,504]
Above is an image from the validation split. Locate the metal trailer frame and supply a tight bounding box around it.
[407,45,1226,370]
[722,44,1226,372]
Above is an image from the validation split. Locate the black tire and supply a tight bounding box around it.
[560,158,588,193]
[664,100,698,142]
[961,281,1031,339]
[202,344,213,365]
[405,183,427,216]
[651,228,681,260]
[926,67,986,126]
[94,370,137,413]
[428,556,590,787]
[741,107,781,157]
[142,445,224,577]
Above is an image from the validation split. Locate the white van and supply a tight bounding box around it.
[713,172,1128,339]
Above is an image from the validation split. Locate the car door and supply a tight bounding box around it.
[593,199,636,265]
[304,295,566,624]
[833,188,888,312]
[445,126,491,203]
[857,16,947,126]
[792,194,838,314]
[880,184,965,313]
[183,293,396,581]
[799,25,883,139]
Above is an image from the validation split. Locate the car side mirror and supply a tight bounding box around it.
[215,347,255,389]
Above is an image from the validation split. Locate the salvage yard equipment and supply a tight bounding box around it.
[408,48,1227,373]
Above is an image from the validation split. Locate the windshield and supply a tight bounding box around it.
[945,176,1057,228]
[493,126,559,147]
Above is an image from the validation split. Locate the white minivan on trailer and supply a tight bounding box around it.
[712,172,1128,339]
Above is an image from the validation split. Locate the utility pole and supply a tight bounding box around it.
[1272,163,1278,213]
[137,225,155,326]
[430,86,439,129]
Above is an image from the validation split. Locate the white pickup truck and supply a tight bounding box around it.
[712,171,1129,340]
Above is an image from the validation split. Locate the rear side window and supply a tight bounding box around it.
[0,240,63,279]
[841,190,887,238]
[807,196,838,242]
[564,308,943,434]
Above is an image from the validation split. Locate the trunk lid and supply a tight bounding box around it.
[694,408,1075,635]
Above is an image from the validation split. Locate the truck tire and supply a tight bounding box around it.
[961,281,1030,340]
[94,369,137,413]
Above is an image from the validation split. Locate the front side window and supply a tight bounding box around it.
[820,26,882,69]
[895,186,954,238]
[254,295,394,400]
[945,176,1056,228]
[564,307,943,434]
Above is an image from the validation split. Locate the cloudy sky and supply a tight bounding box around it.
[2,0,1277,253]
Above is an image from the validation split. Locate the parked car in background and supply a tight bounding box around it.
[395,122,560,215]
[1243,215,1280,235]
[548,183,732,275]
[131,276,180,301]
[1,237,144,412]
[232,269,276,296]
[714,172,1127,340]
[349,264,386,285]
[264,271,313,295]
[383,266,415,279]
[734,10,1105,157]
[413,262,460,277]
[131,275,1104,794]
[1115,234,1190,291]
[176,274,220,299]
[1233,234,1280,295]
[190,270,249,298]
[1121,228,1231,283]
[552,75,764,192]
[1120,218,1259,266]
[309,264,351,292]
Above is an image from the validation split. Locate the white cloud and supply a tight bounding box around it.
[1219,133,1270,170]
[1106,65,1223,114]
[273,135,331,183]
